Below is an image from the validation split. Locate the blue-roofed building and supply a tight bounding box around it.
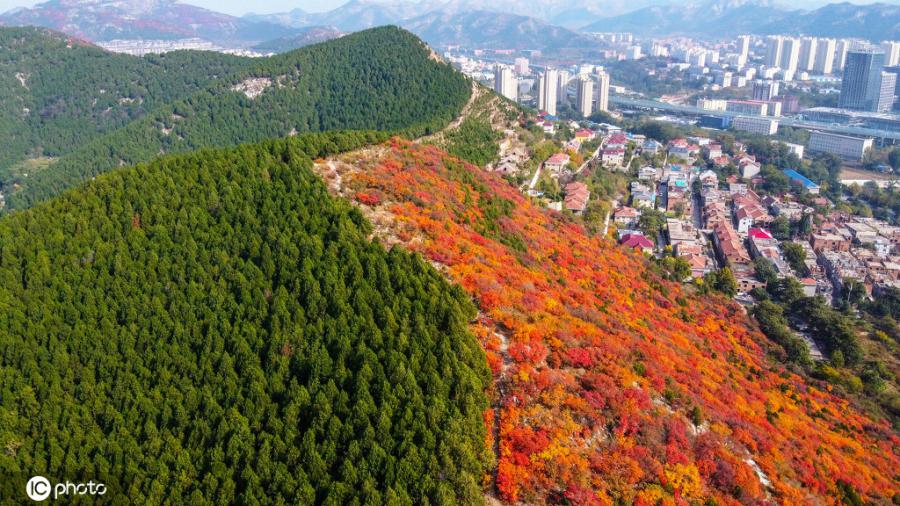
[783,169,820,194]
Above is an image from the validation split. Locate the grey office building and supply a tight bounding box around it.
[838,48,886,112]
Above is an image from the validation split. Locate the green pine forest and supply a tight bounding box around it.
[0,26,471,211]
[0,131,491,504]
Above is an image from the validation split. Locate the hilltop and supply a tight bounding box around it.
[1,26,471,210]
[0,26,250,177]
[0,132,490,504]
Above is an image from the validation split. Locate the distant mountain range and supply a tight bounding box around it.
[1,0,898,49]
[252,26,346,53]
[402,10,598,50]
[0,0,295,44]
[582,0,900,40]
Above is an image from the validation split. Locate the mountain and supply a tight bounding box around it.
[581,0,790,36]
[402,10,599,50]
[246,0,667,31]
[759,2,900,39]
[315,137,900,504]
[253,26,345,53]
[0,0,296,45]
[581,0,900,39]
[0,26,251,178]
[1,26,471,210]
[0,131,491,504]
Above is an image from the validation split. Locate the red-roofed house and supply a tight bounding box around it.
[748,228,774,240]
[544,153,570,174]
[564,182,590,214]
[601,147,625,167]
[575,129,596,141]
[621,233,654,254]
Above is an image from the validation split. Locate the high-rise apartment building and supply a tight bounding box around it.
[877,72,897,112]
[513,57,529,74]
[834,39,852,72]
[752,80,779,100]
[882,41,900,66]
[813,38,836,74]
[537,69,559,115]
[799,37,818,71]
[575,75,594,118]
[839,47,887,112]
[557,70,571,102]
[595,71,610,113]
[765,36,783,67]
[493,64,518,102]
[736,35,751,67]
[780,37,801,73]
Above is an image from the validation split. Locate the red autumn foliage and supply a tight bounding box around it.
[323,139,900,505]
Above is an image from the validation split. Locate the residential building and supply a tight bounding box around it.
[514,57,529,74]
[752,80,779,101]
[877,72,897,112]
[544,152,570,173]
[834,39,851,72]
[537,69,559,115]
[575,75,593,118]
[882,40,900,67]
[726,100,768,116]
[807,131,874,161]
[780,37,801,73]
[493,64,518,102]
[839,47,887,112]
[601,147,625,167]
[557,70,572,101]
[814,38,836,74]
[799,37,818,71]
[595,71,610,112]
[736,35,751,67]
[697,98,727,111]
[783,169,821,194]
[732,116,779,135]
[614,206,641,228]
[564,182,590,214]
[766,35,784,68]
[621,233,654,254]
[783,142,805,159]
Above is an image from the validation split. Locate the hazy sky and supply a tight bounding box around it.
[0,0,898,17]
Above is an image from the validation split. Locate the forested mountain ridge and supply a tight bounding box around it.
[0,131,491,504]
[0,26,251,176]
[1,26,471,211]
[317,138,900,504]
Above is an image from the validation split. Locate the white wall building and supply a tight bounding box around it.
[807,131,874,161]
[493,64,518,102]
[732,116,779,135]
[537,69,559,115]
[575,75,594,118]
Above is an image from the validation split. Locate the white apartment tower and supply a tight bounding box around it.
[575,76,594,118]
[799,37,818,71]
[814,38,836,74]
[557,70,572,102]
[538,69,559,115]
[595,71,610,113]
[736,35,751,66]
[493,64,518,102]
[780,37,801,73]
[766,36,783,67]
[882,41,900,66]
[513,57,529,74]
[834,39,852,72]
